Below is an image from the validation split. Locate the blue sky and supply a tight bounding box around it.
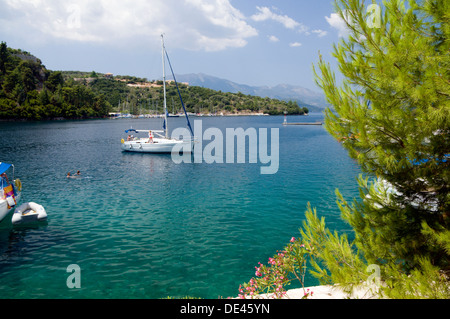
[0,0,349,91]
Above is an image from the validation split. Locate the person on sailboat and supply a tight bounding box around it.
[148,130,154,144]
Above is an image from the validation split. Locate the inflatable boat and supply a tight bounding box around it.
[12,202,47,225]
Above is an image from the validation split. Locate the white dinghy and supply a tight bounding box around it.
[12,202,47,225]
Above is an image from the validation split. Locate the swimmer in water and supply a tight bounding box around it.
[67,171,81,179]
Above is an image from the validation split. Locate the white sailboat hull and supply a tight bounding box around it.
[121,138,192,153]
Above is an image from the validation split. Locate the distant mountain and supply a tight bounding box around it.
[172,73,328,112]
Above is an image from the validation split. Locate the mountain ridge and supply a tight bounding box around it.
[171,73,328,112]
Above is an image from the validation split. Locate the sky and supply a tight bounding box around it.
[0,0,350,92]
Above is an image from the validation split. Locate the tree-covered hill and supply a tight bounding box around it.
[0,42,110,120]
[0,42,309,120]
[86,77,309,116]
[66,71,310,116]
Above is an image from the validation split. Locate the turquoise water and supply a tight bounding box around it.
[0,114,362,299]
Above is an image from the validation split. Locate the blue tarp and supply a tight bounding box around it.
[411,155,449,166]
[0,162,12,175]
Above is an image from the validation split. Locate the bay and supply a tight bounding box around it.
[0,114,362,299]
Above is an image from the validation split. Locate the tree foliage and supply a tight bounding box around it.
[303,0,449,298]
[0,43,111,120]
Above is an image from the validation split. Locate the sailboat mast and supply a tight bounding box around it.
[162,34,169,139]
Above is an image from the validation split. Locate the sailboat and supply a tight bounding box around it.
[121,35,194,153]
[0,162,22,223]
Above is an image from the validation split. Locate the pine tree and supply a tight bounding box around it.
[0,42,8,76]
[311,0,449,297]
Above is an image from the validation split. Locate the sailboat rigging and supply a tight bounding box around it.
[121,35,195,153]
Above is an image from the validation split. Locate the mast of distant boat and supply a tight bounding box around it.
[161,34,169,139]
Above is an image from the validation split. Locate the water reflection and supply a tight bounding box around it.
[0,224,48,263]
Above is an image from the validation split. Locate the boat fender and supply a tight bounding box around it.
[6,196,16,207]
[14,179,22,191]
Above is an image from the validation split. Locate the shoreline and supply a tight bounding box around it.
[1,112,316,122]
[240,284,381,299]
[109,112,311,119]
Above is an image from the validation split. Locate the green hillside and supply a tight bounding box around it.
[87,76,309,116]
[0,43,308,120]
[64,71,310,116]
[0,43,110,120]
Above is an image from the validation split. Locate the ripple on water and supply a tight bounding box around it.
[0,116,362,298]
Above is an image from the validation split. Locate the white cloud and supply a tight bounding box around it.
[312,29,328,37]
[251,6,309,34]
[325,12,351,37]
[289,42,302,48]
[268,35,279,42]
[0,0,258,52]
[251,6,298,29]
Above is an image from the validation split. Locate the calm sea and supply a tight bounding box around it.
[0,114,362,299]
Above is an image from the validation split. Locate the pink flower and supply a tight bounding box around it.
[255,265,262,277]
[290,237,296,243]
